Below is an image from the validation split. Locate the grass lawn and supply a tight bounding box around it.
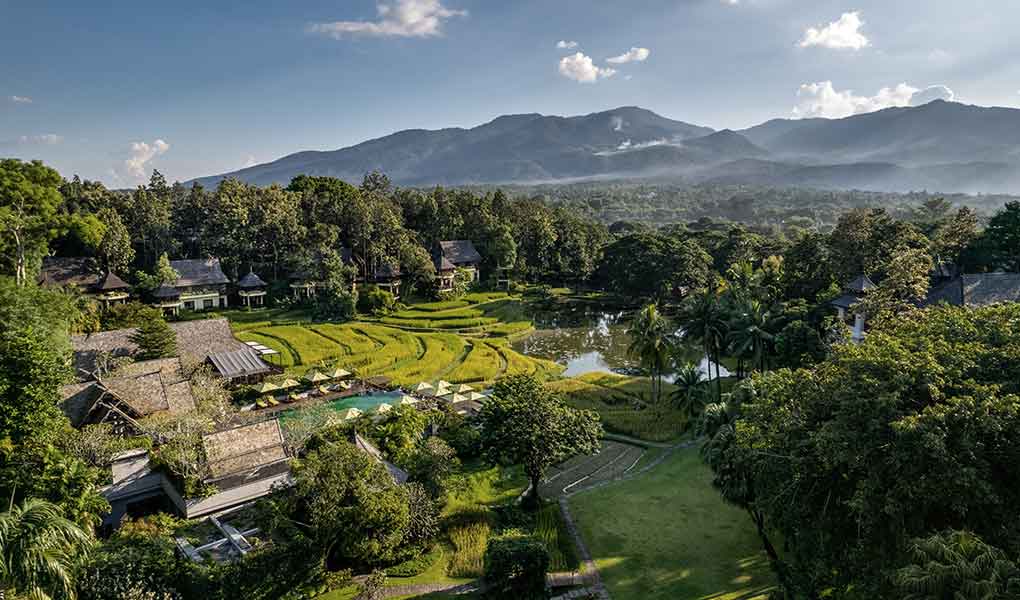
[570,446,774,600]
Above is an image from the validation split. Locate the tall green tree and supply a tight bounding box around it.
[479,375,602,508]
[95,207,135,275]
[676,289,728,401]
[893,530,1020,600]
[129,316,177,360]
[0,159,64,285]
[726,299,777,375]
[983,201,1020,271]
[670,362,709,427]
[0,497,93,600]
[626,304,674,403]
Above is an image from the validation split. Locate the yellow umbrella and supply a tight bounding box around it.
[330,368,352,379]
[453,383,474,393]
[255,382,279,394]
[304,370,329,383]
[339,407,363,420]
[467,391,486,402]
[399,395,420,406]
[413,382,435,393]
[279,378,301,389]
[375,403,393,414]
[436,380,453,390]
[448,393,468,404]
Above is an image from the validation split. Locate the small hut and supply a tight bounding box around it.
[237,271,268,308]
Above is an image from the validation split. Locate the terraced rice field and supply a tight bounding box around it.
[237,320,562,386]
[379,296,532,337]
[539,440,645,499]
[547,372,689,442]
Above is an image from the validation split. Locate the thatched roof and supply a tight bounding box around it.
[100,357,195,417]
[439,240,482,266]
[170,258,230,287]
[203,419,287,480]
[71,318,246,379]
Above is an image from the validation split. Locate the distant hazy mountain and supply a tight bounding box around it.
[192,101,1020,193]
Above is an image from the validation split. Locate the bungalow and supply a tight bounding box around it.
[169,258,231,311]
[236,270,268,308]
[438,240,482,282]
[39,256,132,307]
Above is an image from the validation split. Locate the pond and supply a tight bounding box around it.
[513,307,730,380]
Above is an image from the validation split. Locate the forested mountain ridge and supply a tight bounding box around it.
[192,101,1020,193]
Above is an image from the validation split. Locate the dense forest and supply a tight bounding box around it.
[4,156,1020,599]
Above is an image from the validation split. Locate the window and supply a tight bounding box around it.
[184,301,194,310]
[204,299,214,309]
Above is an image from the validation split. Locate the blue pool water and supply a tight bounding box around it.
[322,390,404,412]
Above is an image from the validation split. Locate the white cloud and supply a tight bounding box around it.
[558,52,616,83]
[793,81,956,118]
[556,40,578,49]
[16,133,62,145]
[8,95,33,104]
[909,84,955,105]
[309,0,465,38]
[606,47,650,64]
[123,139,170,179]
[799,11,870,50]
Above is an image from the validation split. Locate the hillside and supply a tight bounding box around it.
[192,101,1020,193]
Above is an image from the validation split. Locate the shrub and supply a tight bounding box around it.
[357,285,396,315]
[483,534,550,600]
[385,544,441,577]
[101,302,162,330]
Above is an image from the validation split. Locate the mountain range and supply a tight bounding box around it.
[192,101,1020,194]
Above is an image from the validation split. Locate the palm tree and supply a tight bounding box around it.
[676,289,728,401]
[0,497,92,600]
[727,299,776,375]
[670,362,709,428]
[894,530,1020,600]
[626,304,674,403]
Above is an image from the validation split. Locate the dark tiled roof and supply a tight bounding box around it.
[208,348,273,379]
[153,283,180,298]
[236,271,267,289]
[373,262,401,280]
[96,271,130,291]
[170,258,230,287]
[962,273,1020,306]
[830,293,863,310]
[203,420,287,479]
[38,257,101,289]
[845,275,876,294]
[439,240,482,265]
[433,251,456,272]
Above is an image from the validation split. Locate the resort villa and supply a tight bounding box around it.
[435,240,482,290]
[38,256,132,307]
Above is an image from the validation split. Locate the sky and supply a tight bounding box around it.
[3,0,1020,187]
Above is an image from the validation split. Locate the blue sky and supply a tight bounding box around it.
[3,0,1019,186]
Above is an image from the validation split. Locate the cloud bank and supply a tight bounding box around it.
[793,81,955,118]
[309,0,465,38]
[124,139,170,179]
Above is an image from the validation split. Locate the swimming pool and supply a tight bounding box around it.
[321,390,404,412]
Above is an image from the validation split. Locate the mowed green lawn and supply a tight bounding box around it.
[570,446,774,600]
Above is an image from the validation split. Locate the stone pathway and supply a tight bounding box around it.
[378,580,482,598]
[555,498,611,599]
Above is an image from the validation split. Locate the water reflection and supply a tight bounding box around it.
[513,308,730,380]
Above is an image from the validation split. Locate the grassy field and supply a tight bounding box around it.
[570,446,774,600]
[547,372,691,443]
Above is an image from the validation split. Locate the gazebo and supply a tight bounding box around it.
[237,271,268,308]
[153,283,182,316]
[96,272,131,307]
